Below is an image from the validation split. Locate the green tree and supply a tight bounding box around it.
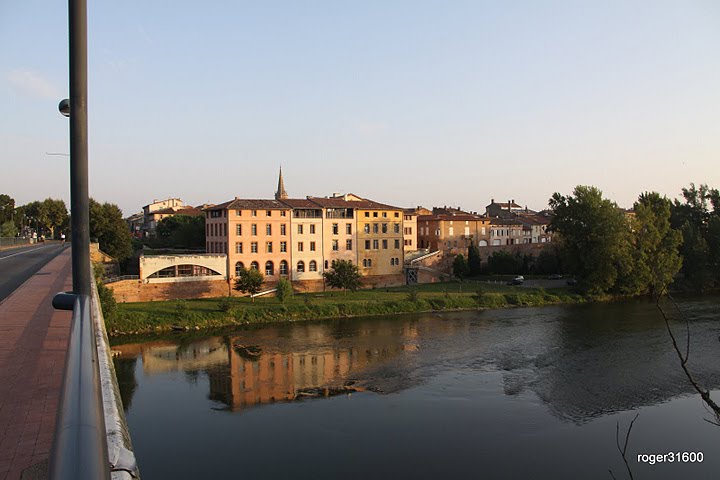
[155,215,205,248]
[467,244,482,276]
[275,278,293,302]
[0,221,17,237]
[549,185,632,294]
[671,183,720,289]
[0,194,15,224]
[534,247,561,275]
[323,260,362,294]
[487,250,523,275]
[623,192,683,296]
[22,199,68,238]
[89,199,133,260]
[234,266,265,302]
[452,254,469,278]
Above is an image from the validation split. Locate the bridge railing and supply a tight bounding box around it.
[50,287,139,479]
[49,294,110,480]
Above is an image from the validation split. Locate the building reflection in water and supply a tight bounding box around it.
[113,322,420,412]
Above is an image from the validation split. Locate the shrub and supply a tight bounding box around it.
[276,278,293,303]
[218,296,232,312]
[406,289,419,303]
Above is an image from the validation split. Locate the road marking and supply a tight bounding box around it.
[0,245,56,261]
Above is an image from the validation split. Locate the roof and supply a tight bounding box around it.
[490,218,525,226]
[150,207,203,216]
[279,198,320,209]
[209,199,290,211]
[305,194,401,210]
[417,213,490,222]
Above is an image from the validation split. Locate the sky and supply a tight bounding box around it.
[2,0,719,216]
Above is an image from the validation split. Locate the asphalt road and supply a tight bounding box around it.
[0,243,67,302]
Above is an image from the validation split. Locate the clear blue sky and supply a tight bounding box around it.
[2,0,719,216]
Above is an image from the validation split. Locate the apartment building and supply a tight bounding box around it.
[417,208,491,254]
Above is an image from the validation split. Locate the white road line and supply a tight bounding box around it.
[0,245,56,261]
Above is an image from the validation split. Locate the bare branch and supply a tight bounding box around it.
[657,296,720,422]
[614,413,638,480]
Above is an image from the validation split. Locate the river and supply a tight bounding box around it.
[112,296,720,479]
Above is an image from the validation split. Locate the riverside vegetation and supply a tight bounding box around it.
[106,280,586,335]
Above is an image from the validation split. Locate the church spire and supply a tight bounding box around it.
[275,166,288,200]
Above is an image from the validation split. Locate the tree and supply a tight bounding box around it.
[234,266,265,302]
[534,247,561,275]
[323,260,362,294]
[467,244,482,276]
[0,221,17,237]
[549,185,633,294]
[22,198,68,238]
[487,250,523,275]
[89,199,133,260]
[155,215,205,248]
[671,183,720,289]
[452,254,469,278]
[275,278,293,302]
[623,192,682,296]
[0,194,15,224]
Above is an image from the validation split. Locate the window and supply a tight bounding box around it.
[310,224,315,234]
[298,242,304,252]
[364,224,370,234]
[251,224,257,235]
[210,210,222,218]
[394,212,399,218]
[266,242,273,253]
[252,210,257,217]
[280,211,286,217]
[279,260,288,275]
[332,223,339,235]
[332,240,339,251]
[373,224,379,234]
[382,212,387,218]
[365,212,369,217]
[373,212,378,218]
[310,241,316,251]
[265,261,274,276]
[346,239,352,250]
[373,239,379,249]
[298,224,304,234]
[266,210,272,217]
[297,261,305,273]
[280,224,286,235]
[280,241,287,253]
[324,260,329,269]
[309,260,317,272]
[236,224,242,236]
[236,210,242,216]
[365,240,371,249]
[382,239,388,249]
[235,242,243,254]
[382,224,388,233]
[346,224,352,235]
[363,259,367,267]
[394,223,400,233]
[367,259,372,267]
[251,242,258,253]
[250,261,259,270]
[394,239,400,249]
[390,258,395,266]
[235,262,245,276]
[266,224,272,235]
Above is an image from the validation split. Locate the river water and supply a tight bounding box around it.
[112,296,720,479]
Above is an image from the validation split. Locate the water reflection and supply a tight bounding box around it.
[113,321,422,412]
[113,297,720,422]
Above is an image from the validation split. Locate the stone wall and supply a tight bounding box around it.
[108,278,230,303]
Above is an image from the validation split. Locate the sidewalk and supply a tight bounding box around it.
[0,249,72,480]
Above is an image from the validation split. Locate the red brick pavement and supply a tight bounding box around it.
[0,249,72,480]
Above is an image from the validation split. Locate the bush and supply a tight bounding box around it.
[276,278,293,303]
[97,282,117,320]
[174,300,188,321]
[217,296,232,313]
[406,289,419,303]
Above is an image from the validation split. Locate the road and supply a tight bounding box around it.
[0,243,67,302]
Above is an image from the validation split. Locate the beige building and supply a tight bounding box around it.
[282,199,324,282]
[417,208,491,254]
[402,208,419,252]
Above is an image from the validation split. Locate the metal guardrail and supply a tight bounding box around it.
[0,237,32,247]
[50,293,110,480]
[103,275,140,284]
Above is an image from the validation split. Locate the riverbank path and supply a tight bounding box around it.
[0,248,72,480]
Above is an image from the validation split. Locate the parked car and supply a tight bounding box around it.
[547,274,562,280]
[507,276,524,285]
[565,278,578,286]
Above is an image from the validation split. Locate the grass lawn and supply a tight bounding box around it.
[110,280,585,335]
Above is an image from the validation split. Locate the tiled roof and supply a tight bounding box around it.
[280,198,320,208]
[417,213,490,222]
[490,218,524,226]
[306,195,400,210]
[210,199,290,210]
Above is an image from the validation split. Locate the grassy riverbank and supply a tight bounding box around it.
[108,281,588,335]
